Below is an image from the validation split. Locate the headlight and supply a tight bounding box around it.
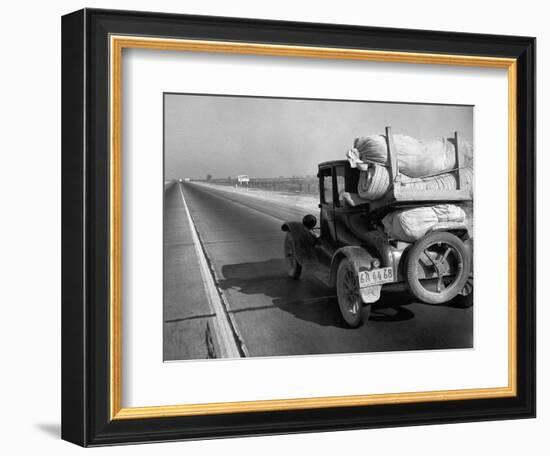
[372,258,381,269]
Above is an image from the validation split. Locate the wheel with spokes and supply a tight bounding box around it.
[405,231,471,305]
[336,258,369,327]
[284,233,302,279]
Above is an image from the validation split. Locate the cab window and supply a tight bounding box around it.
[320,168,333,204]
[334,165,346,207]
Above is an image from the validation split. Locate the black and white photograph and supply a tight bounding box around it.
[163,94,475,361]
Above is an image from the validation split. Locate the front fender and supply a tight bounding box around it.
[329,246,381,304]
[281,222,317,265]
[329,246,375,285]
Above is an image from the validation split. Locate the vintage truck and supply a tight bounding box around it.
[281,128,473,327]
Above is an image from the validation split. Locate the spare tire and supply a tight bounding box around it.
[405,231,471,304]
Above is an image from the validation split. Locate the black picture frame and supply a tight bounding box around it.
[62,8,536,447]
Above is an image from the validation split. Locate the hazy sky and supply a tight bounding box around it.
[164,94,473,180]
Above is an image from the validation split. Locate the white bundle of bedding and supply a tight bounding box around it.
[346,133,474,202]
[381,204,466,242]
[356,163,473,201]
[352,134,473,178]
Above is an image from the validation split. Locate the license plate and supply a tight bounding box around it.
[358,267,394,288]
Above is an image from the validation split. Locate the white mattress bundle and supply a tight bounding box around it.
[347,134,474,201]
[381,204,466,242]
[356,163,473,201]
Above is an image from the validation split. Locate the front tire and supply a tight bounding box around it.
[336,259,369,327]
[284,233,302,279]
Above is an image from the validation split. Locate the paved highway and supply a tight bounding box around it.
[164,181,473,360]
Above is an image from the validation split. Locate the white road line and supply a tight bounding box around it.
[177,183,242,359]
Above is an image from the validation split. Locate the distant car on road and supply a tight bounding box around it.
[281,159,473,328]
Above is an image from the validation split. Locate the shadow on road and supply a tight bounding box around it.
[219,258,348,328]
[220,258,427,328]
[370,299,416,322]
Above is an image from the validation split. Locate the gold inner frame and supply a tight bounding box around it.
[109,35,518,420]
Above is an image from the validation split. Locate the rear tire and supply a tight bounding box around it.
[284,233,302,279]
[405,231,471,304]
[336,259,369,327]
